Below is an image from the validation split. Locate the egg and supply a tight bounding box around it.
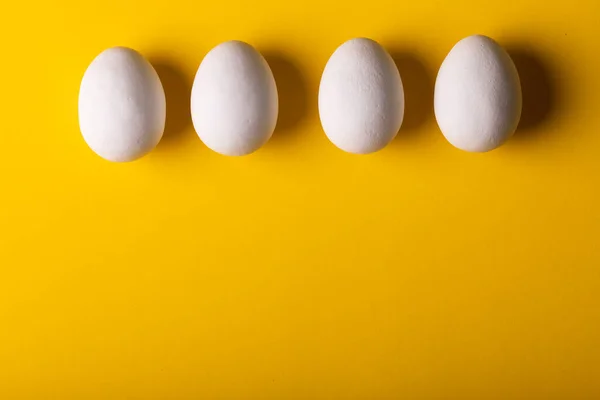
[434,35,522,152]
[318,38,404,154]
[78,47,166,162]
[191,41,278,156]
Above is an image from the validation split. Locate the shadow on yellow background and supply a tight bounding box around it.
[507,46,559,139]
[150,58,194,149]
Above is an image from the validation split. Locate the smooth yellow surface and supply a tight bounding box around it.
[1,0,600,398]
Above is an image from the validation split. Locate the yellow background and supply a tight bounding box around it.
[1,0,599,398]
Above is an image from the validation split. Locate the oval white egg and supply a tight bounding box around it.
[318,38,404,154]
[78,47,166,162]
[434,35,522,152]
[191,41,278,156]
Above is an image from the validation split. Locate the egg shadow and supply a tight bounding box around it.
[506,47,559,141]
[262,51,310,147]
[149,58,194,150]
[388,50,434,143]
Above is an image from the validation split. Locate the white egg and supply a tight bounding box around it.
[78,47,166,162]
[318,38,404,154]
[191,41,278,156]
[434,35,522,152]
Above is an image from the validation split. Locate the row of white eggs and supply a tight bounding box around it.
[78,35,522,162]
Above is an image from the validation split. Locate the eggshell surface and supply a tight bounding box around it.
[78,47,166,162]
[434,35,522,152]
[191,41,278,156]
[318,38,404,154]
